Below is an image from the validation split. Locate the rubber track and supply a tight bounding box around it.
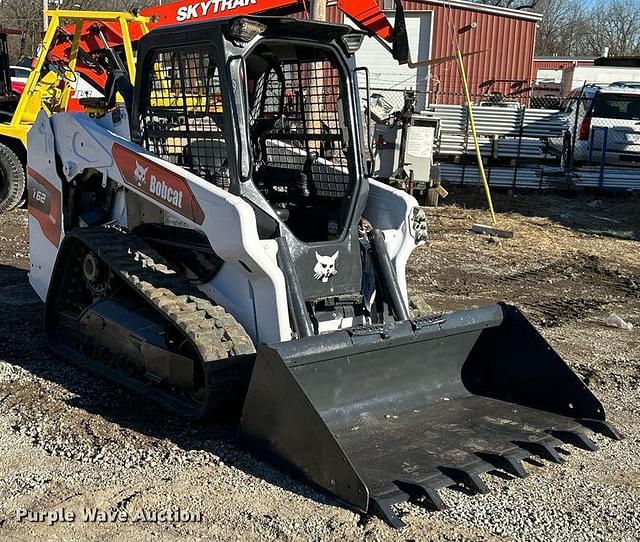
[0,142,26,213]
[66,225,255,415]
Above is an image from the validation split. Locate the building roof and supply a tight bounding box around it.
[594,56,640,67]
[534,56,596,61]
[395,0,544,22]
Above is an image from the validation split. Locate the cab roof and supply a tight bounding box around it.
[139,15,357,45]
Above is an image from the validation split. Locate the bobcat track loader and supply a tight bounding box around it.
[27,16,620,528]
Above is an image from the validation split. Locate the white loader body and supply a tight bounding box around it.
[28,108,422,345]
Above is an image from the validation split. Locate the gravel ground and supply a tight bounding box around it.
[0,191,639,541]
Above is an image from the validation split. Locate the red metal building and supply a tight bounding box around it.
[534,56,596,72]
[327,0,543,104]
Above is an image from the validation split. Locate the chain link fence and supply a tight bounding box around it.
[363,84,640,192]
[558,90,640,190]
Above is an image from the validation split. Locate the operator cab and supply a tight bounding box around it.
[245,39,355,242]
[134,17,366,244]
[0,28,22,115]
[132,17,370,329]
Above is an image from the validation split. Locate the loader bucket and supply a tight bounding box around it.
[239,304,620,528]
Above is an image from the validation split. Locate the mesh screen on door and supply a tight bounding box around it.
[248,48,352,199]
[139,46,230,189]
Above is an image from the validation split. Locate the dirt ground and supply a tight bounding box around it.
[0,190,638,541]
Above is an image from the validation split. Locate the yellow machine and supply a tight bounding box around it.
[0,10,150,212]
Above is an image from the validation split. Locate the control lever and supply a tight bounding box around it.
[298,151,318,197]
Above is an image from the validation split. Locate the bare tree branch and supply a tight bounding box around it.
[472,0,541,10]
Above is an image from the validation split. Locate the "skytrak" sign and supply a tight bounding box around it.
[175,0,258,22]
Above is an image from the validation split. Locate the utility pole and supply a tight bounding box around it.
[311,0,326,22]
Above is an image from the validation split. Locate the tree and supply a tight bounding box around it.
[481,0,640,57]
[1,0,47,59]
[531,0,640,57]
[534,0,587,56]
[581,0,640,56]
[473,0,541,9]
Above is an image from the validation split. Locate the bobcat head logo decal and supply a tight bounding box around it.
[314,251,339,283]
[134,161,149,187]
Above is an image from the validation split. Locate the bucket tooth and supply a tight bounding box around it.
[513,440,565,464]
[548,430,598,452]
[439,467,490,495]
[476,452,529,479]
[369,496,406,529]
[580,418,623,440]
[394,481,447,511]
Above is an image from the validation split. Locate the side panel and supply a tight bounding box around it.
[112,143,205,225]
[364,179,423,305]
[27,112,65,301]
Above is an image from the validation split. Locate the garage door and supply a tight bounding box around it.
[350,12,433,110]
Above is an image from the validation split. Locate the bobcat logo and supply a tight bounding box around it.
[314,251,339,283]
[134,161,149,187]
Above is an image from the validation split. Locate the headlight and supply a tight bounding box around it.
[225,18,267,44]
[410,207,427,244]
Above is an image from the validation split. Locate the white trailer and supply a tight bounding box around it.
[562,65,640,94]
